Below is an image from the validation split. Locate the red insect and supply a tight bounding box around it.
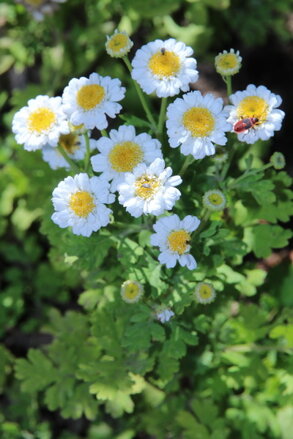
[233,117,259,133]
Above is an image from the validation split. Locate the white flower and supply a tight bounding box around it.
[12,95,69,151]
[106,29,133,58]
[194,282,216,304]
[150,214,200,270]
[166,91,230,159]
[62,73,126,130]
[121,280,144,303]
[51,173,114,237]
[90,125,162,191]
[131,38,198,98]
[117,158,182,218]
[215,49,242,76]
[203,190,226,211]
[156,308,175,323]
[42,133,96,170]
[225,84,285,144]
[16,0,66,21]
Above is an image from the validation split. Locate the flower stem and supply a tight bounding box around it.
[225,76,232,98]
[57,145,80,173]
[123,56,157,132]
[158,97,168,135]
[83,131,91,173]
[179,155,195,175]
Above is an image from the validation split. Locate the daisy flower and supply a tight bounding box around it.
[12,95,69,151]
[42,133,96,170]
[215,49,242,76]
[156,308,175,323]
[194,282,216,304]
[131,38,198,98]
[117,158,182,218]
[166,91,230,159]
[106,29,133,58]
[150,214,200,270]
[270,152,285,170]
[90,125,162,191]
[62,73,126,130]
[16,0,66,21]
[51,173,114,237]
[203,190,226,211]
[225,84,285,144]
[121,280,144,304]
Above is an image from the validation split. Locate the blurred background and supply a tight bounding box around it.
[0,1,292,438]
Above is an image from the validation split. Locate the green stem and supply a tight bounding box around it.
[101,129,108,137]
[193,208,210,238]
[158,97,168,135]
[228,163,274,189]
[123,56,157,131]
[179,155,194,176]
[83,131,91,173]
[57,145,80,173]
[225,75,232,98]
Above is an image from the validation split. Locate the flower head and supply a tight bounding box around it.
[106,29,133,58]
[225,84,285,144]
[203,190,226,211]
[270,151,286,170]
[12,95,69,151]
[131,38,198,97]
[156,308,175,323]
[215,49,242,76]
[90,125,162,191]
[62,73,125,130]
[51,173,114,237]
[194,282,216,304]
[16,0,66,21]
[117,158,182,217]
[150,214,200,270]
[121,280,144,303]
[166,91,230,159]
[42,133,96,170]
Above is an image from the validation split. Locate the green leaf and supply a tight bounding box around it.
[244,224,292,258]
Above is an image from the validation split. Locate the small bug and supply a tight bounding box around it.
[161,47,166,55]
[233,116,259,133]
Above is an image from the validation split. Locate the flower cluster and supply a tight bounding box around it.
[12,31,286,315]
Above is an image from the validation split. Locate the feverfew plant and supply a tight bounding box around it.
[12,37,293,437]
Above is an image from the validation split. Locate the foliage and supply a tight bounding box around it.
[1,1,293,438]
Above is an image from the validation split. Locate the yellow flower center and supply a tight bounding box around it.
[182,107,215,137]
[123,282,140,300]
[236,96,268,124]
[107,34,128,52]
[25,0,44,6]
[148,50,180,78]
[28,107,56,133]
[198,283,213,299]
[108,141,143,172]
[135,175,160,200]
[167,229,191,255]
[76,84,105,111]
[208,193,223,206]
[59,133,80,154]
[69,191,95,217]
[217,53,238,70]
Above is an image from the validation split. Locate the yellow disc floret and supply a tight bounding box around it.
[76,84,105,111]
[69,191,96,217]
[121,280,143,303]
[59,133,80,154]
[25,0,44,6]
[28,107,56,133]
[167,229,191,255]
[148,50,180,78]
[135,175,160,200]
[237,96,268,124]
[108,141,143,172]
[182,107,215,137]
[197,283,214,300]
[207,192,223,206]
[216,54,238,70]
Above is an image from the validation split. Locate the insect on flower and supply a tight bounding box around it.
[233,116,259,133]
[161,47,166,55]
